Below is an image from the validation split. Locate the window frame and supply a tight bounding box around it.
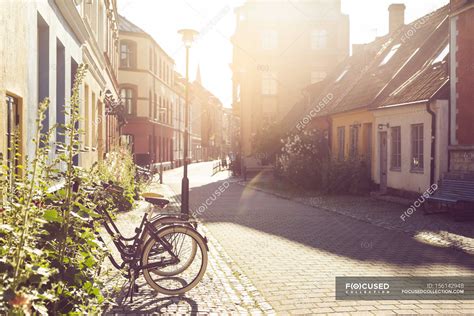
[390,126,401,171]
[337,126,345,161]
[410,123,424,172]
[261,72,277,95]
[120,40,136,69]
[311,29,328,50]
[350,125,359,158]
[120,86,137,115]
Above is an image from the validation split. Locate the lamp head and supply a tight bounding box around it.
[178,29,199,48]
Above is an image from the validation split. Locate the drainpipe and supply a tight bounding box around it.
[426,101,436,185]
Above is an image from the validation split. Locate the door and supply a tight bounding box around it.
[379,131,388,193]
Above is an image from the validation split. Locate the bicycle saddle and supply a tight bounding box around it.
[142,192,170,208]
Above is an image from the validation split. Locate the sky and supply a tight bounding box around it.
[118,0,449,108]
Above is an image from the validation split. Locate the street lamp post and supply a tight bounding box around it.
[178,29,198,215]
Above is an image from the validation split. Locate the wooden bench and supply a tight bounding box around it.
[425,179,474,220]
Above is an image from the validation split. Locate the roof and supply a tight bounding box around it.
[118,15,174,62]
[379,54,449,108]
[279,4,450,130]
[118,15,146,33]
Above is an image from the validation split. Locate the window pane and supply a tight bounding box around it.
[411,124,423,170]
[391,127,401,169]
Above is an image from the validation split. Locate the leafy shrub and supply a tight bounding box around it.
[95,146,138,212]
[0,64,124,314]
[276,129,330,189]
[323,158,372,194]
[276,129,372,194]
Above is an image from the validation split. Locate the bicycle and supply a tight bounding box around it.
[90,183,208,301]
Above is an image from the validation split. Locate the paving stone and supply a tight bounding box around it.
[109,163,474,314]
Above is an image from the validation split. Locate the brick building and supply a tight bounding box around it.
[448,0,474,172]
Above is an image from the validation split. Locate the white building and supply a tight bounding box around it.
[372,41,450,194]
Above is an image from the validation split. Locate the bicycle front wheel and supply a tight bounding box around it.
[142,225,208,295]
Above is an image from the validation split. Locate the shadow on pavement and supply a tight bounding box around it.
[106,285,199,315]
[166,176,474,272]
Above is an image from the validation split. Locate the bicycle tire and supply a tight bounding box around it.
[142,225,208,295]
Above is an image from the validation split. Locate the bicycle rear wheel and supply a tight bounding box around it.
[141,217,197,276]
[142,225,208,295]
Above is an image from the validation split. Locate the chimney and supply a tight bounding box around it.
[388,3,406,34]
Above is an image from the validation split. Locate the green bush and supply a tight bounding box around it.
[95,146,138,212]
[323,158,372,195]
[0,64,126,314]
[276,129,330,189]
[276,129,372,194]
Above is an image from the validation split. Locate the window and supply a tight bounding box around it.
[337,126,345,161]
[262,72,277,95]
[159,96,163,122]
[5,95,21,172]
[149,47,153,70]
[411,124,424,171]
[154,93,157,120]
[261,30,278,50]
[311,29,327,49]
[120,41,136,68]
[92,92,96,147]
[84,84,90,146]
[311,71,326,84]
[159,59,163,78]
[56,39,65,143]
[432,44,449,64]
[380,44,401,66]
[391,126,401,170]
[350,125,359,157]
[149,90,152,117]
[120,88,135,115]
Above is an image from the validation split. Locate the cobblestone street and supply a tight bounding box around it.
[105,162,474,314]
[103,180,274,315]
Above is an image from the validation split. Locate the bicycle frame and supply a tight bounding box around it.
[97,206,182,273]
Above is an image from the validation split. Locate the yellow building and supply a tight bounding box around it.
[330,110,374,173]
[118,15,178,167]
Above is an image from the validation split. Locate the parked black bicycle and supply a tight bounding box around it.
[89,182,208,301]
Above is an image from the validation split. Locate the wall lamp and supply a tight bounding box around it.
[378,123,390,130]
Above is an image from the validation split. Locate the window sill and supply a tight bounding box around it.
[410,169,424,174]
[390,167,401,172]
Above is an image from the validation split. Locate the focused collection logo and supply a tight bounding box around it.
[345,282,390,295]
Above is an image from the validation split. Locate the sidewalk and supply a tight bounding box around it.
[241,176,474,256]
[102,179,275,315]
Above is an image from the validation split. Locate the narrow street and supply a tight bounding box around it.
[156,162,474,314]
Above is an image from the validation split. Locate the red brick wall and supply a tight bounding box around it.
[455,6,474,145]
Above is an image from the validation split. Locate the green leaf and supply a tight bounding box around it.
[43,209,63,223]
[84,256,95,268]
